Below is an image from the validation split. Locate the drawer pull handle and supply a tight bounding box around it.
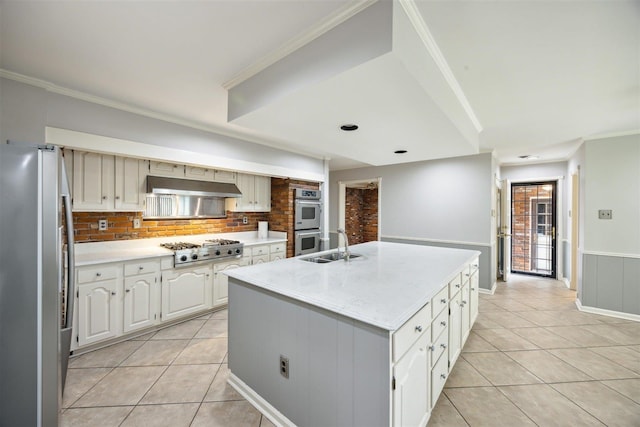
[96,272,102,277]
[415,325,423,333]
[441,298,447,304]
[441,321,447,327]
[440,343,447,349]
[440,373,447,379]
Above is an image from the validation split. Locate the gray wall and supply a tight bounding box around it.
[330,153,495,290]
[578,134,640,316]
[2,77,325,178]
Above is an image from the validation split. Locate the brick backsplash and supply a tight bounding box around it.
[73,211,269,242]
[73,178,320,250]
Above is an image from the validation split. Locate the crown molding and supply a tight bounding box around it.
[398,0,483,134]
[584,129,640,141]
[222,0,376,90]
[0,68,327,161]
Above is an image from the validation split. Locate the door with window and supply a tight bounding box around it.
[511,182,556,277]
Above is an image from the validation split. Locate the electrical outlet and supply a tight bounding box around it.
[98,219,108,231]
[242,216,248,224]
[598,209,612,220]
[280,355,289,379]
[133,218,141,229]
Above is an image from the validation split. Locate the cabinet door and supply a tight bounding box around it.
[115,157,147,211]
[77,280,118,346]
[213,170,236,183]
[253,175,271,212]
[213,258,250,307]
[448,291,462,367]
[161,265,212,322]
[469,270,479,324]
[461,283,470,344]
[431,347,449,409]
[73,151,114,210]
[393,332,430,427]
[185,165,214,181]
[123,272,158,333]
[149,161,184,178]
[252,254,270,265]
[234,173,256,211]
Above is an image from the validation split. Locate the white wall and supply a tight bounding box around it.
[330,153,493,244]
[584,134,640,255]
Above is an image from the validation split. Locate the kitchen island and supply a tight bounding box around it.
[226,241,480,427]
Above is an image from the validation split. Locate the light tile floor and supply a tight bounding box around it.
[62,274,640,426]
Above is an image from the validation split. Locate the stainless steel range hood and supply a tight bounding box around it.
[147,176,242,198]
[144,176,242,219]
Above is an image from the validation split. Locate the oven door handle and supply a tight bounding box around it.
[295,200,321,207]
[296,230,322,237]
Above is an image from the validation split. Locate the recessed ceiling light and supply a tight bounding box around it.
[340,124,358,131]
[518,155,539,160]
[394,150,407,154]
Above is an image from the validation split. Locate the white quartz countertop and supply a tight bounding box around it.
[74,231,287,266]
[225,241,480,332]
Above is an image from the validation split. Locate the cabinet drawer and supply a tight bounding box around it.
[430,325,449,368]
[392,302,431,362]
[124,260,159,276]
[160,257,174,270]
[448,273,462,298]
[270,243,285,254]
[431,286,449,318]
[431,306,448,342]
[251,245,269,257]
[469,258,479,275]
[77,265,119,284]
[431,348,449,408]
[252,254,270,264]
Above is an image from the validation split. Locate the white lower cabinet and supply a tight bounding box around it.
[448,290,462,367]
[469,263,480,324]
[213,257,250,307]
[393,331,430,427]
[161,265,213,322]
[76,272,120,347]
[123,259,160,333]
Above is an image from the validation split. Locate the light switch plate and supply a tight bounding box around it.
[133,218,141,229]
[598,209,612,220]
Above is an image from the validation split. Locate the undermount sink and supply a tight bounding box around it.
[301,252,362,263]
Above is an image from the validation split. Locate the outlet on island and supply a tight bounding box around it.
[280,355,289,379]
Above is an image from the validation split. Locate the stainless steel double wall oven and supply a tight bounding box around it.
[294,189,322,256]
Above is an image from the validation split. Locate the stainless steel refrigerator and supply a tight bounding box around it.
[0,141,75,426]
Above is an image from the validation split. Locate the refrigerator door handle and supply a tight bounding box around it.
[62,194,75,329]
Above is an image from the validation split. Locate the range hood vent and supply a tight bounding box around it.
[147,176,242,198]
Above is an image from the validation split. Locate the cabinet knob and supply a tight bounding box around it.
[115,196,120,200]
[465,273,470,277]
[455,284,460,288]
[126,289,130,293]
[102,196,107,200]
[441,298,447,304]
[415,325,423,333]
[111,291,116,296]
[429,345,435,352]
[473,264,478,268]
[462,300,467,305]
[471,287,476,291]
[138,266,144,270]
[96,272,102,277]
[440,373,447,380]
[440,343,447,349]
[441,321,447,327]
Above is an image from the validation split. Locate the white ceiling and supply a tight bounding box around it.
[1,1,638,170]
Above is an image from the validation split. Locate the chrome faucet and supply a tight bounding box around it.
[337,228,350,261]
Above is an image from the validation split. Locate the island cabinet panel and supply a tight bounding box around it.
[228,280,390,427]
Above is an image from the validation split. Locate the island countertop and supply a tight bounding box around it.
[225,241,480,331]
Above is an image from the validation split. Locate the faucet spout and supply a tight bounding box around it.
[336,228,350,261]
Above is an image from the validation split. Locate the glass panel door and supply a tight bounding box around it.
[511,182,556,277]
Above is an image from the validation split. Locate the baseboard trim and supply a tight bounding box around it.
[228,373,294,427]
[479,282,497,295]
[575,299,640,322]
[561,277,570,288]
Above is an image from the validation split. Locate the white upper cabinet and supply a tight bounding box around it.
[227,173,271,212]
[72,151,147,211]
[185,165,215,181]
[149,161,185,178]
[73,151,115,210]
[213,170,236,183]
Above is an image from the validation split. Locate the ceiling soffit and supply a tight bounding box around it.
[228,0,482,167]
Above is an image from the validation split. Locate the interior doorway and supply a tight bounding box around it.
[511,181,557,277]
[338,178,381,246]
